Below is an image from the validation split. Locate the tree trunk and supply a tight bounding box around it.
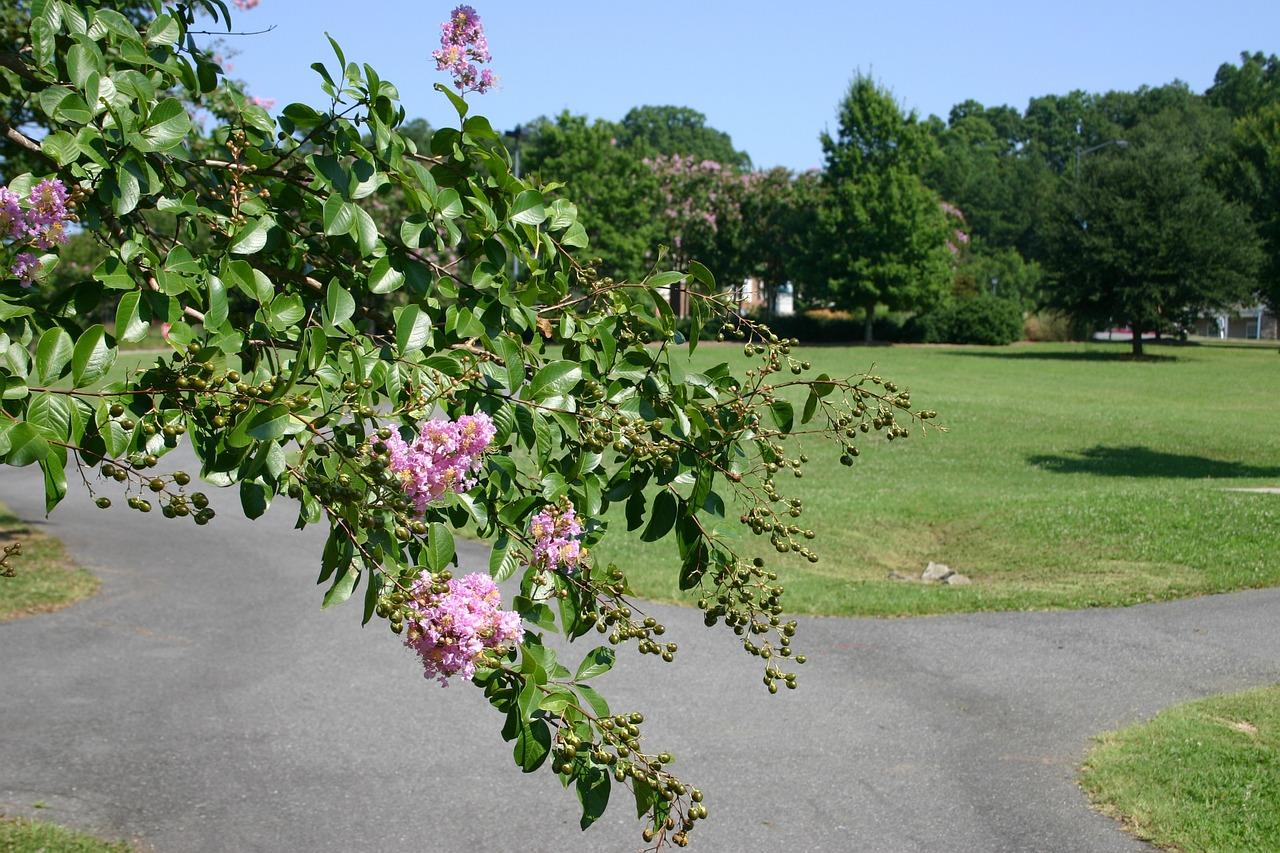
[864,305,875,343]
[1130,326,1144,357]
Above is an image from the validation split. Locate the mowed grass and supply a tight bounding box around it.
[0,815,130,853]
[1081,685,1280,852]
[0,502,97,620]
[593,340,1280,616]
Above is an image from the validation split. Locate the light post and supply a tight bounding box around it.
[1074,139,1128,181]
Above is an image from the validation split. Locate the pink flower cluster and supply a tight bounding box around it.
[404,571,523,685]
[233,0,260,11]
[249,96,275,110]
[384,412,496,514]
[940,201,969,257]
[2,178,72,287]
[529,502,584,574]
[432,5,496,94]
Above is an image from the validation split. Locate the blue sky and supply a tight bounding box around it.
[223,1,1280,171]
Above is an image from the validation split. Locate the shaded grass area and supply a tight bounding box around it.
[0,502,97,620]
[1081,685,1280,852]
[593,341,1280,616]
[0,815,130,852]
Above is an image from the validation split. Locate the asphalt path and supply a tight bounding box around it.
[2,456,1278,852]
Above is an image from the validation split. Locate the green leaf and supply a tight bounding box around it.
[323,195,354,236]
[26,392,72,442]
[138,98,191,151]
[267,294,305,329]
[395,304,431,354]
[322,562,359,608]
[513,717,551,773]
[367,256,404,294]
[425,522,455,572]
[648,271,686,290]
[436,188,463,219]
[246,404,290,441]
[325,280,354,326]
[801,389,819,425]
[71,324,114,387]
[574,683,609,717]
[40,451,68,514]
[35,327,74,384]
[529,361,581,401]
[5,423,49,467]
[574,647,615,681]
[641,490,677,542]
[510,190,547,226]
[110,164,139,215]
[576,767,610,830]
[93,257,135,289]
[229,216,273,255]
[205,275,229,330]
[239,478,271,520]
[144,12,179,45]
[489,536,519,582]
[114,291,148,343]
[768,400,794,434]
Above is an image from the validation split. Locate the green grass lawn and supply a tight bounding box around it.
[0,815,130,853]
[0,502,98,620]
[1081,685,1280,852]
[593,340,1280,615]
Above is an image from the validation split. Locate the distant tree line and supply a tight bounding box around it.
[27,49,1280,353]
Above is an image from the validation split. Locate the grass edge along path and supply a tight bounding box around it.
[0,814,131,853]
[0,501,98,621]
[1080,684,1280,852]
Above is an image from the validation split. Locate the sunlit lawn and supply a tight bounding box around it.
[0,501,97,621]
[1082,685,1280,852]
[594,340,1280,615]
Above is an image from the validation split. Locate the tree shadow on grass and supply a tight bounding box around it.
[1028,445,1280,478]
[943,349,1179,363]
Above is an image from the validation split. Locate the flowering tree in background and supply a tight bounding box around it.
[0,2,938,847]
[645,154,749,313]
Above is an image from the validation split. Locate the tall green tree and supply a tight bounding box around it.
[1045,128,1262,355]
[739,167,817,315]
[1207,52,1280,118]
[1217,100,1280,310]
[617,105,751,169]
[812,74,952,341]
[519,112,659,281]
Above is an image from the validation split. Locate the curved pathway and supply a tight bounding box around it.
[2,459,1278,852]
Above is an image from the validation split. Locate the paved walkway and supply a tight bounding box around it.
[2,459,1278,852]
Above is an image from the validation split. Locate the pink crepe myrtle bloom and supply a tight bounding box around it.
[403,571,523,685]
[432,5,496,94]
[384,412,496,514]
[10,252,38,287]
[528,501,584,574]
[249,96,276,110]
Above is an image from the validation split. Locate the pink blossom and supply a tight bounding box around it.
[404,571,523,685]
[10,252,37,287]
[528,501,583,574]
[0,188,23,240]
[384,412,496,514]
[233,0,259,10]
[249,96,276,110]
[432,5,496,94]
[23,179,70,249]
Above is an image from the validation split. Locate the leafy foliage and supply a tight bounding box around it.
[0,1,937,847]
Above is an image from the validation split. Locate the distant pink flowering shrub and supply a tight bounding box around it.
[432,5,496,93]
[529,501,584,573]
[404,571,523,685]
[232,0,259,11]
[249,95,275,110]
[384,412,496,513]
